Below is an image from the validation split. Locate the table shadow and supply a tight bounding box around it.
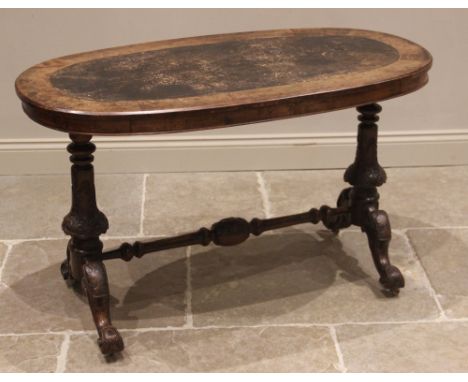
[114,228,381,322]
[5,215,463,330]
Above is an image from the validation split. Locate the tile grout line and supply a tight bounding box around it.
[184,246,194,328]
[3,316,468,338]
[256,171,272,218]
[0,234,169,246]
[0,330,85,337]
[0,242,14,285]
[328,326,347,373]
[55,332,70,373]
[110,317,468,330]
[400,229,448,320]
[398,226,468,231]
[137,173,148,238]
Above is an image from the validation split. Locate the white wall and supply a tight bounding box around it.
[1,9,467,174]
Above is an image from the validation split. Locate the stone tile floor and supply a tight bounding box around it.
[0,166,467,372]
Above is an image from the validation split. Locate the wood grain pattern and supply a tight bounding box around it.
[15,28,432,135]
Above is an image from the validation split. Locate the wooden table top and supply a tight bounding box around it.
[15,28,432,135]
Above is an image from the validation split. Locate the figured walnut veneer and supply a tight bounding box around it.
[15,28,431,135]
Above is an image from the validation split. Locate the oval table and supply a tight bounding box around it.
[15,28,432,355]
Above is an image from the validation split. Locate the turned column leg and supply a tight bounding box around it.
[61,134,124,354]
[340,103,404,295]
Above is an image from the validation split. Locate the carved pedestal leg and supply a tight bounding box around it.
[339,104,405,295]
[61,134,124,354]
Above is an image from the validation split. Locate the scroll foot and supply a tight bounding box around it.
[363,209,405,296]
[82,258,124,355]
[97,325,124,355]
